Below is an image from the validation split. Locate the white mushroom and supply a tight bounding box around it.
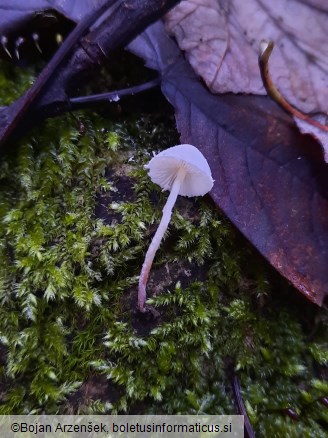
[138,144,214,312]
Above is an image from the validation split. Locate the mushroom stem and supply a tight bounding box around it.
[138,166,187,311]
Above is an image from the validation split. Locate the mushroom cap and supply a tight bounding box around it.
[145,144,214,197]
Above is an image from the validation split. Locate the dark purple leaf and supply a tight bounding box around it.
[0,1,51,34]
[0,0,98,33]
[128,22,328,305]
[52,0,106,22]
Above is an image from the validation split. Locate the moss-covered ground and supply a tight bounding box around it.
[0,59,327,437]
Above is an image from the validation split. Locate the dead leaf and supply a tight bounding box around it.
[128,22,328,305]
[294,115,328,162]
[0,0,94,62]
[0,0,102,34]
[165,0,328,114]
[54,0,106,22]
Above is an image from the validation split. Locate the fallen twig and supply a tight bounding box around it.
[69,78,160,110]
[232,374,256,438]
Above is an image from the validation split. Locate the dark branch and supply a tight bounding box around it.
[232,374,256,438]
[69,78,160,110]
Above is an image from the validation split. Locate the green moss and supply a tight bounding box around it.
[0,61,327,436]
[0,62,35,105]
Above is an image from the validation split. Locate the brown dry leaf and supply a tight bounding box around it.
[165,0,328,115]
[294,115,328,161]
